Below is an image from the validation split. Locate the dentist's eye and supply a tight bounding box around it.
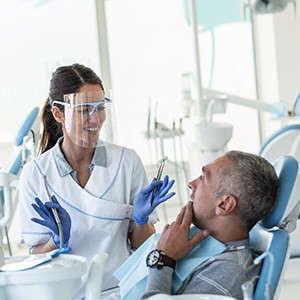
[96,104,106,111]
[76,105,90,114]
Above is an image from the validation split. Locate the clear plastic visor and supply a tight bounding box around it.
[52,91,112,148]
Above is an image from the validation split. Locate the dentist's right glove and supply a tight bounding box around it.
[133,175,175,225]
[31,196,71,248]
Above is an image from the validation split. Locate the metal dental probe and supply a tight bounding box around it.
[42,175,64,249]
[149,156,168,206]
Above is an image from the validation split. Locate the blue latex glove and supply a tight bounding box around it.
[133,175,175,225]
[31,196,71,248]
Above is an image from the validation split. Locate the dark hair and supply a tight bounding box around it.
[39,64,104,154]
[214,150,279,230]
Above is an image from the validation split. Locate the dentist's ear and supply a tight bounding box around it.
[216,195,237,215]
[52,106,65,123]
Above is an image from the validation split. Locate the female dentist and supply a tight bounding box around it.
[19,63,175,299]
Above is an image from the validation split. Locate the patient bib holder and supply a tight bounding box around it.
[224,245,248,252]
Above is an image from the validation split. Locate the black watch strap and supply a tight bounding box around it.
[159,251,176,269]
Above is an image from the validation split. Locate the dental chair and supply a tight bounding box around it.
[148,155,299,300]
[259,124,300,163]
[259,124,300,257]
[0,106,39,258]
[3,106,40,174]
[249,155,299,300]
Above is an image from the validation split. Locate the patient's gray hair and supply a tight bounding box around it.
[214,151,279,230]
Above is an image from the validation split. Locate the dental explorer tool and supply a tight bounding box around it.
[149,156,168,206]
[42,175,64,249]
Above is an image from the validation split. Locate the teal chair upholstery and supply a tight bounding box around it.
[250,155,299,300]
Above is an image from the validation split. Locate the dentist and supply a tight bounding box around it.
[19,63,175,299]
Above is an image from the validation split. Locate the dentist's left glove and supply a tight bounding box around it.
[133,175,176,225]
[31,196,71,248]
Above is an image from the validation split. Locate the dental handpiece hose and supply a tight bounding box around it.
[149,156,168,206]
[42,176,64,249]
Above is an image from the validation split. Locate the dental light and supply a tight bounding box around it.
[253,0,296,14]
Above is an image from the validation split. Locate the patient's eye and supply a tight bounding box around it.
[199,166,205,181]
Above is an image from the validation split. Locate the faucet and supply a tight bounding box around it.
[205,95,229,123]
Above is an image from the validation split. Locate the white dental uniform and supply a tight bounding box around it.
[19,139,157,299]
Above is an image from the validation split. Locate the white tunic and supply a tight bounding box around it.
[19,140,155,298]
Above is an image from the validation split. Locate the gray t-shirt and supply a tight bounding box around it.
[141,239,260,300]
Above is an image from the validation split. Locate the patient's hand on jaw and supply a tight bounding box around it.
[157,201,210,261]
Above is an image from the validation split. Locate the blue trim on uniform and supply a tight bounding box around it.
[50,195,130,221]
[33,158,130,222]
[52,137,107,179]
[33,159,46,177]
[99,148,126,198]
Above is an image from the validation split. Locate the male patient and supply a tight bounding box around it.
[141,150,278,300]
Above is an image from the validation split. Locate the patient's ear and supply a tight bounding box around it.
[52,106,64,124]
[216,195,237,215]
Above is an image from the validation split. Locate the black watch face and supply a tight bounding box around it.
[146,250,160,267]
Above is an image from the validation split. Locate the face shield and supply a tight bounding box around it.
[52,91,112,148]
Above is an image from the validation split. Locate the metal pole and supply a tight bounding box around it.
[94,0,117,143]
[189,0,206,123]
[248,4,265,144]
[94,0,112,92]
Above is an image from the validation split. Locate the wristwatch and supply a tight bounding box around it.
[146,249,176,269]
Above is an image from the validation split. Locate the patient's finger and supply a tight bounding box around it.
[174,205,187,225]
[162,224,170,234]
[182,202,194,227]
[189,230,210,249]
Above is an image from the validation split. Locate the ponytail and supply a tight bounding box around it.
[38,97,63,154]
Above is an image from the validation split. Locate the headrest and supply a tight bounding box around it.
[259,155,298,229]
[14,107,39,146]
[259,124,300,157]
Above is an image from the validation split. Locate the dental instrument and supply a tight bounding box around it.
[42,175,64,249]
[172,120,183,207]
[0,247,71,272]
[149,156,168,206]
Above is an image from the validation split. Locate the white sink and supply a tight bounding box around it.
[197,122,233,151]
